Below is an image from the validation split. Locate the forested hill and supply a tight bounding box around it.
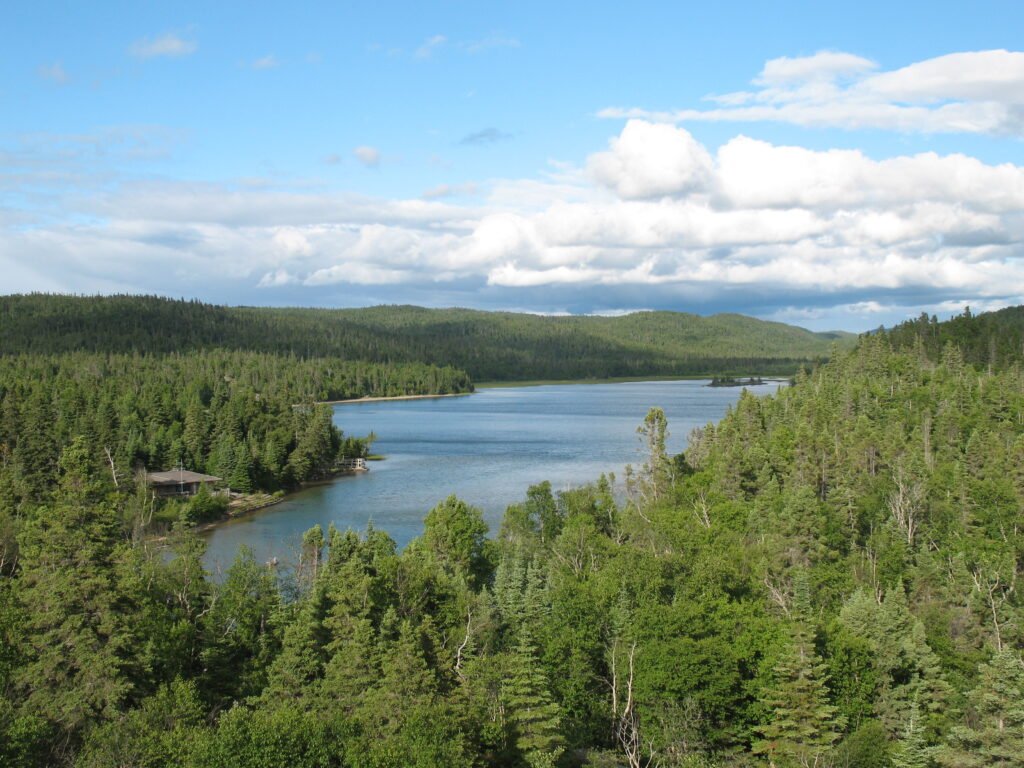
[0,352,473,503]
[0,293,850,380]
[3,302,1024,766]
[885,304,1024,370]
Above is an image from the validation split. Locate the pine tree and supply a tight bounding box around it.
[13,438,137,756]
[493,553,527,625]
[503,631,564,768]
[262,583,331,702]
[839,587,951,739]
[227,439,254,493]
[891,698,933,768]
[939,650,1024,768]
[753,619,843,768]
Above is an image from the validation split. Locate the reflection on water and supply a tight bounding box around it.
[202,379,784,570]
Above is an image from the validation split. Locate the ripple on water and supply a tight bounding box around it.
[201,379,785,570]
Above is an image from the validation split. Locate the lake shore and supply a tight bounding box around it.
[148,463,379,543]
[203,377,779,565]
[323,392,475,405]
[475,374,790,389]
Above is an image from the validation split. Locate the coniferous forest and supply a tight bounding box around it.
[2,304,1024,767]
[0,294,845,381]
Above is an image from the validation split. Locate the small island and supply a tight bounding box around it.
[708,375,765,387]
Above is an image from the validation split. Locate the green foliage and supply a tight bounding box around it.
[891,698,934,768]
[835,719,890,768]
[752,619,844,767]
[75,679,205,768]
[422,494,493,587]
[3,301,1024,765]
[0,293,841,380]
[504,631,565,766]
[0,349,470,506]
[185,482,228,523]
[189,703,351,768]
[938,650,1024,768]
[12,439,138,758]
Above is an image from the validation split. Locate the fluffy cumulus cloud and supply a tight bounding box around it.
[588,120,713,199]
[4,58,1024,330]
[600,49,1024,136]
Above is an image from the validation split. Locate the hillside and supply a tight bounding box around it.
[885,304,1024,370]
[0,294,850,380]
[3,299,1024,766]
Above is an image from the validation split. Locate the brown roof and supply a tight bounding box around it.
[147,470,221,486]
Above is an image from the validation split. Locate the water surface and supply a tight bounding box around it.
[202,379,783,570]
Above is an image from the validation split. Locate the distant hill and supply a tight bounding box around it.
[0,293,851,381]
[885,305,1024,370]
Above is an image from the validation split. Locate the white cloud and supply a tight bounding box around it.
[4,118,1024,329]
[422,182,479,199]
[353,145,381,168]
[415,35,447,59]
[258,268,299,287]
[37,61,68,85]
[601,49,1024,136]
[251,55,280,70]
[464,36,520,54]
[757,51,876,85]
[714,137,1024,212]
[587,120,713,199]
[129,33,198,59]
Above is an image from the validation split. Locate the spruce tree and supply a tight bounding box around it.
[753,619,843,767]
[13,438,137,756]
[503,630,564,768]
[891,698,933,768]
[939,650,1024,768]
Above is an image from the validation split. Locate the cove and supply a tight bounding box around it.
[201,379,784,571]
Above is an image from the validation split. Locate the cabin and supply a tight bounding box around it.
[336,457,368,472]
[146,469,222,498]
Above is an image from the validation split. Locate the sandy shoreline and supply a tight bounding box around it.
[323,391,475,405]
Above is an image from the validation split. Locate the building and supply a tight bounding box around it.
[146,469,222,498]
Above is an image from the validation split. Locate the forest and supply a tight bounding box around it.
[0,350,472,509]
[0,294,846,381]
[1,306,1023,767]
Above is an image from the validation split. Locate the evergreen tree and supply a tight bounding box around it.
[891,698,934,768]
[12,438,138,758]
[753,619,843,767]
[939,650,1024,768]
[503,630,564,768]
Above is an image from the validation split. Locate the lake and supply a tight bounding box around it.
[201,379,784,571]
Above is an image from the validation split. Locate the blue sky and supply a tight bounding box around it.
[3,1,1024,330]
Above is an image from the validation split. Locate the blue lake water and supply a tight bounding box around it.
[201,379,784,571]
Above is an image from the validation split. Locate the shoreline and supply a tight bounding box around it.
[148,465,374,542]
[321,375,794,401]
[178,377,786,541]
[323,392,475,405]
[475,373,791,389]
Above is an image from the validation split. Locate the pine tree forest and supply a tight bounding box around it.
[2,307,1024,767]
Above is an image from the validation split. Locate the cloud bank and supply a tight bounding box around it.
[5,49,1024,329]
[600,49,1024,136]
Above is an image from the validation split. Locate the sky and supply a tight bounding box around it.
[2,1,1024,331]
